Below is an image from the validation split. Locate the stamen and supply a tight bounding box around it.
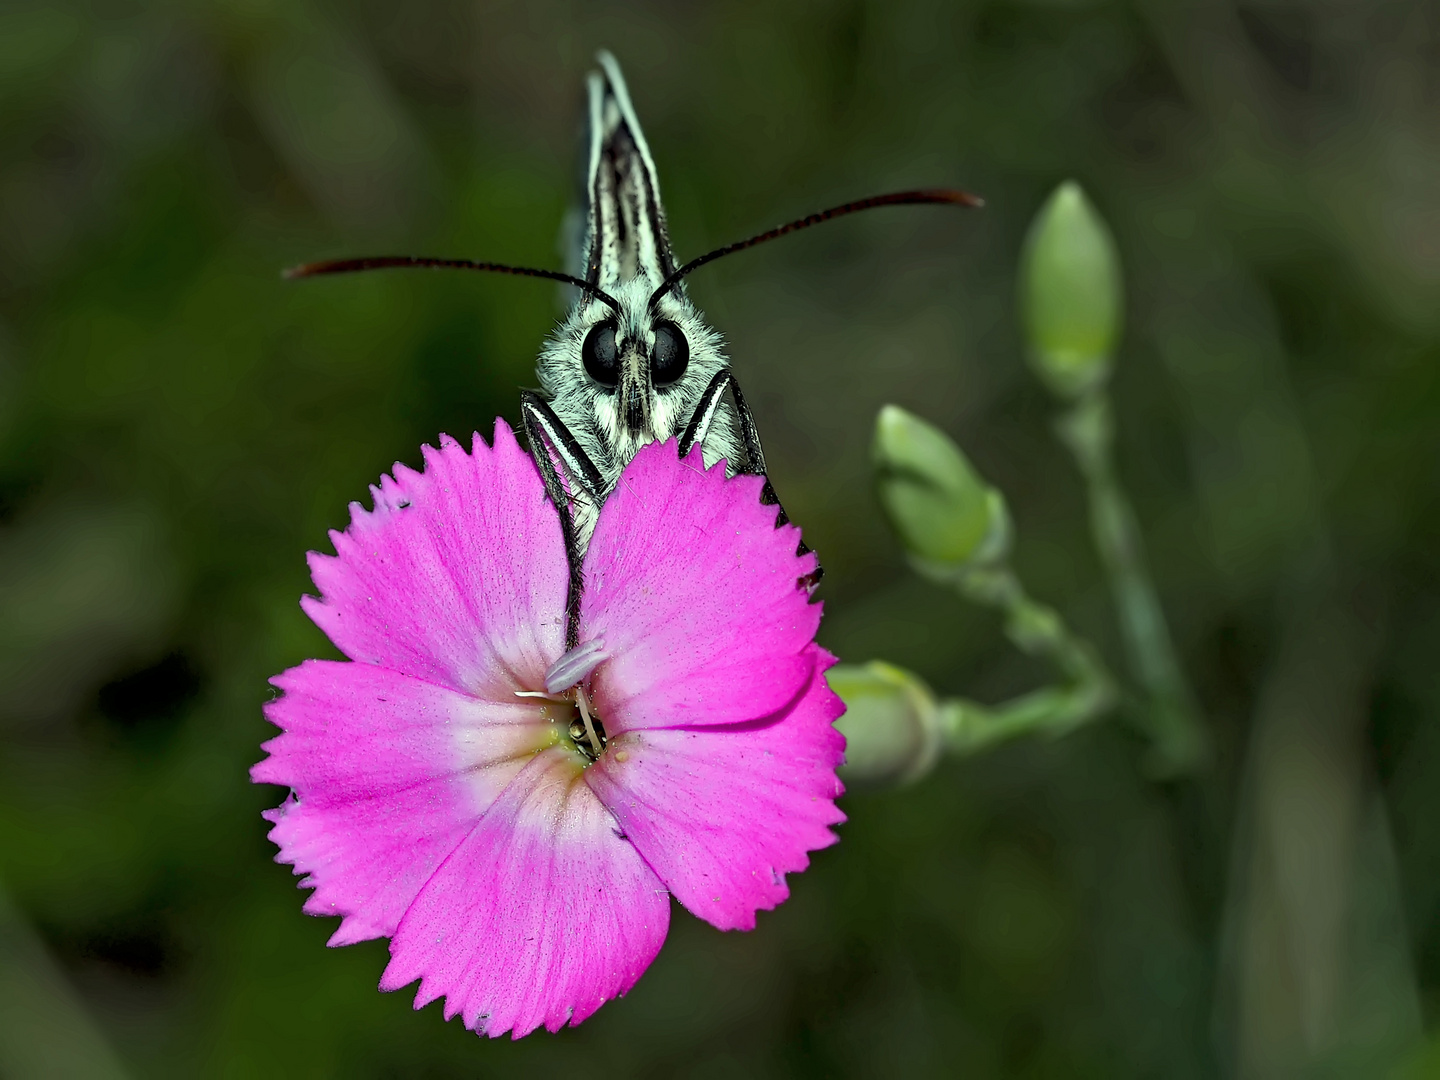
[544,638,608,695]
[576,686,604,759]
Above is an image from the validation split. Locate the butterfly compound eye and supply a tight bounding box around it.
[582,320,620,386]
[651,321,689,386]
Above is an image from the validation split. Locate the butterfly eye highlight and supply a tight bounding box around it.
[582,320,620,387]
[651,321,689,386]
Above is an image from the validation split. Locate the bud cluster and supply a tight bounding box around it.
[832,179,1201,787]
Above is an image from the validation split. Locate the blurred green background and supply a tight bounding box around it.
[2,0,1438,1076]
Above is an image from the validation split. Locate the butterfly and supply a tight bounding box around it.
[287,51,979,647]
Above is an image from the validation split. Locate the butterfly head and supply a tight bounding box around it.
[541,276,726,463]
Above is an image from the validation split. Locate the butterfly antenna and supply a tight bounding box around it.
[283,255,622,313]
[648,188,983,310]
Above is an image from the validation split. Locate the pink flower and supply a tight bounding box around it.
[252,421,845,1039]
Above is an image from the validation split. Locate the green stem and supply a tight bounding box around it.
[1055,387,1209,774]
[937,563,1118,755]
[940,683,1115,755]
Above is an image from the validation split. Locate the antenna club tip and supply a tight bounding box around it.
[283,261,337,280]
[934,189,984,208]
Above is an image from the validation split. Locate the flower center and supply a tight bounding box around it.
[541,640,611,763]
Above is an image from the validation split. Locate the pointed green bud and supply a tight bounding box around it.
[1020,181,1122,397]
[873,404,1010,575]
[828,661,946,787]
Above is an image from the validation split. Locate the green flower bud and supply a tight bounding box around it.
[828,661,946,787]
[1020,181,1123,398]
[873,404,1010,575]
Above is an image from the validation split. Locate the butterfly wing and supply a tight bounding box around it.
[578,52,678,292]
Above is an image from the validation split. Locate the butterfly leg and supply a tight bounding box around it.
[520,391,605,649]
[680,371,823,590]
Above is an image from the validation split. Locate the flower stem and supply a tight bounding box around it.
[1055,387,1209,775]
[937,564,1118,755]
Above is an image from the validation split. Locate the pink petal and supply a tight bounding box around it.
[585,645,846,932]
[253,659,557,945]
[380,747,670,1039]
[302,421,567,697]
[580,442,822,730]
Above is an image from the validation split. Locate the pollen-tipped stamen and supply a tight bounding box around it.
[545,638,608,696]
